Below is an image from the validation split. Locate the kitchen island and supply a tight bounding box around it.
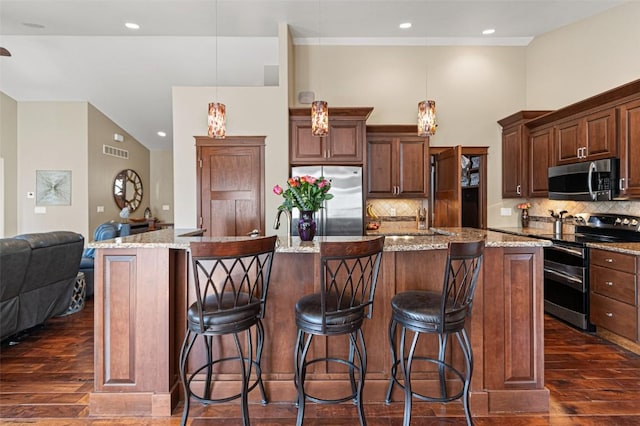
[88,228,551,417]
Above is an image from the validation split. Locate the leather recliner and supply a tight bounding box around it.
[0,231,84,341]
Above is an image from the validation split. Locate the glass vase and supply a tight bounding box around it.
[521,209,529,228]
[298,210,317,241]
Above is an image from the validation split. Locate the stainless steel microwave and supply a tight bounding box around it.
[548,158,619,201]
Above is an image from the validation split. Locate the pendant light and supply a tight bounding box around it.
[311,0,328,137]
[418,100,436,137]
[418,42,436,137]
[208,0,226,139]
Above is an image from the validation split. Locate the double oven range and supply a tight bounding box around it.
[534,213,640,331]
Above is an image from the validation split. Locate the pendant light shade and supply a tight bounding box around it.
[311,100,329,136]
[417,100,436,137]
[208,102,226,139]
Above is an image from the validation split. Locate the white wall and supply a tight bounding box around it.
[172,23,290,234]
[526,1,640,109]
[150,150,174,223]
[0,92,18,237]
[293,44,527,227]
[87,104,150,234]
[17,102,89,236]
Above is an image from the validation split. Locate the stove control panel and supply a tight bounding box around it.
[588,213,640,232]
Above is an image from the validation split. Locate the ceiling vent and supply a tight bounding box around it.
[103,144,129,159]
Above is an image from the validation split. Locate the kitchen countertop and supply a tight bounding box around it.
[89,227,551,252]
[490,226,640,256]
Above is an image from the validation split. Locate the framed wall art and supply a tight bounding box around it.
[36,170,72,206]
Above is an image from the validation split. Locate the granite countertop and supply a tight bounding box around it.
[490,226,640,256]
[89,227,551,253]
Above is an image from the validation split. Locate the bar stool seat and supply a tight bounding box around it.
[385,240,485,426]
[179,236,277,426]
[294,236,385,426]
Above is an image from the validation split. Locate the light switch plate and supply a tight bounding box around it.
[97,205,105,213]
[162,205,170,211]
[34,206,46,214]
[500,208,512,216]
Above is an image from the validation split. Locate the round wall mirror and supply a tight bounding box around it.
[113,169,143,212]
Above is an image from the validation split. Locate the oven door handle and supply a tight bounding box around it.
[547,245,584,257]
[544,267,584,291]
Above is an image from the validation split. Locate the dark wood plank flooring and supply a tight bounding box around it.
[2,299,640,425]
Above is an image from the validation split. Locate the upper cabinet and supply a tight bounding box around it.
[289,107,373,165]
[554,108,617,165]
[618,98,640,198]
[498,111,550,198]
[366,125,429,198]
[517,79,640,200]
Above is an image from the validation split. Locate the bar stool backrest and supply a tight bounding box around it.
[440,239,485,332]
[189,236,277,334]
[319,237,385,332]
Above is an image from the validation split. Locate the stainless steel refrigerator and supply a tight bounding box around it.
[290,165,363,236]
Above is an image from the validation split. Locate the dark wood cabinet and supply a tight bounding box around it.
[289,107,372,165]
[618,98,640,199]
[498,111,550,198]
[366,125,429,198]
[590,249,638,343]
[554,108,617,165]
[528,125,554,197]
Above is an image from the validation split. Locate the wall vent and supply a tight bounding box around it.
[103,144,129,159]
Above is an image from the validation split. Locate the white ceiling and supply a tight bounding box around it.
[0,0,627,150]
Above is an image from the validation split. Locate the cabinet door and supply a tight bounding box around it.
[367,135,428,198]
[555,118,582,165]
[290,118,364,165]
[290,120,326,163]
[502,126,525,198]
[367,136,396,197]
[585,108,617,160]
[397,137,429,197]
[528,126,553,197]
[619,99,640,198]
[433,146,461,227]
[326,120,363,163]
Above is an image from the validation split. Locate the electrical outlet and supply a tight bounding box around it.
[500,208,512,216]
[97,205,105,213]
[162,204,170,211]
[389,208,397,216]
[34,206,46,214]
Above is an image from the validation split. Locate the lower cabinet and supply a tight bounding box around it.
[590,248,639,343]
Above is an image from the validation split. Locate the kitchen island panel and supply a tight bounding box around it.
[89,231,549,416]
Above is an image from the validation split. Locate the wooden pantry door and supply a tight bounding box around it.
[195,136,265,237]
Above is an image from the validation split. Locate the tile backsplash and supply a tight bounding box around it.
[526,199,640,219]
[366,199,424,220]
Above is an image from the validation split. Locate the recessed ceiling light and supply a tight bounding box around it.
[125,22,140,30]
[399,22,412,30]
[157,131,167,137]
[482,28,495,35]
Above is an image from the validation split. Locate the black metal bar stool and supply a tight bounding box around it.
[385,240,484,426]
[179,235,277,426]
[294,236,385,426]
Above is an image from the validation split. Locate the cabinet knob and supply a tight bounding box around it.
[605,258,613,263]
[606,312,613,318]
